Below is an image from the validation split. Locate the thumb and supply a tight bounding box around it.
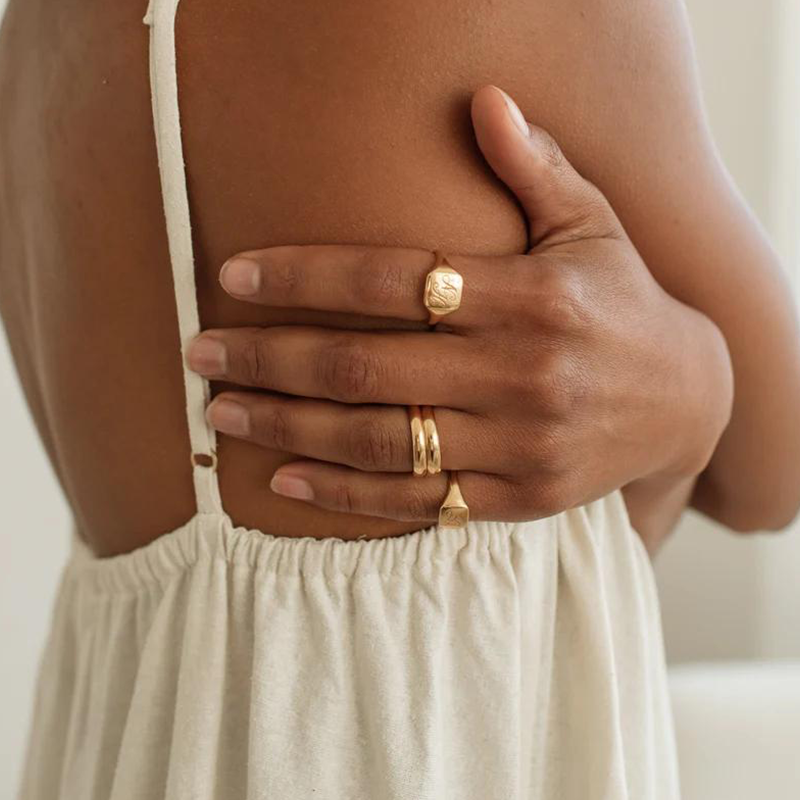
[471,85,621,247]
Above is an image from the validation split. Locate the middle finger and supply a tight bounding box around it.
[187,326,486,408]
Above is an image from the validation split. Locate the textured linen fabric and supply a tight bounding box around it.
[19,498,679,799]
[16,0,681,796]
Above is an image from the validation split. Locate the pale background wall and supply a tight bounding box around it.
[1,0,798,794]
[654,0,800,663]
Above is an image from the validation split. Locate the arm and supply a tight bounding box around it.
[188,89,735,548]
[178,0,800,540]
[497,0,800,532]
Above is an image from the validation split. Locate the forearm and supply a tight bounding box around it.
[660,215,800,533]
[484,0,800,535]
[622,242,800,543]
[622,474,697,555]
[689,251,800,532]
[621,291,733,551]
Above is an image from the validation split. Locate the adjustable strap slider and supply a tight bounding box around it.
[191,450,218,471]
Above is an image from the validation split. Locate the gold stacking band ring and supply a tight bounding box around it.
[424,251,464,326]
[407,405,441,476]
[407,406,470,528]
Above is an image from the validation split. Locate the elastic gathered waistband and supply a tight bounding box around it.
[66,513,537,594]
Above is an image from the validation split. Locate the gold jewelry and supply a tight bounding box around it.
[408,405,428,476]
[439,471,470,528]
[421,406,442,475]
[424,251,463,325]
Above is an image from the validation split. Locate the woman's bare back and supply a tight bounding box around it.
[3,0,798,556]
[0,0,527,555]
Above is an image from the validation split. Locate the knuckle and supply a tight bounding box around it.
[533,267,590,331]
[538,293,586,332]
[524,127,623,244]
[498,425,540,476]
[240,334,273,386]
[487,476,552,521]
[530,127,564,170]
[354,256,407,308]
[513,354,582,421]
[522,455,578,517]
[491,477,530,519]
[347,414,401,471]
[269,257,302,299]
[397,485,432,521]
[255,404,292,451]
[333,482,359,515]
[535,357,582,419]
[569,196,620,241]
[319,339,382,402]
[541,135,564,170]
[512,482,541,519]
[530,477,568,518]
[577,181,623,240]
[532,422,572,475]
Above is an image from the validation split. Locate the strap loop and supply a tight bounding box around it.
[191,451,218,471]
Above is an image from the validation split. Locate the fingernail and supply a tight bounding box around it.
[207,399,250,436]
[497,87,529,137]
[187,336,227,376]
[270,473,315,501]
[220,258,260,296]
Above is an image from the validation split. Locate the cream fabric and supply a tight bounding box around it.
[20,503,679,799]
[17,0,681,797]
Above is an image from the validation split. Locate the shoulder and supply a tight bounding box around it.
[486,0,724,257]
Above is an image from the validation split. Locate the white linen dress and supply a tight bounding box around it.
[17,1,681,797]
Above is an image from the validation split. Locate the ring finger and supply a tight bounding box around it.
[207,391,509,474]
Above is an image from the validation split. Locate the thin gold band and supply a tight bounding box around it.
[408,405,443,477]
[408,405,428,476]
[421,406,442,475]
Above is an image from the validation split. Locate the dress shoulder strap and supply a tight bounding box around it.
[144,0,225,516]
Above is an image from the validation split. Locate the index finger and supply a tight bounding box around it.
[218,244,505,327]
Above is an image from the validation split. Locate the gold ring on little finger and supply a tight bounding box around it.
[439,471,470,529]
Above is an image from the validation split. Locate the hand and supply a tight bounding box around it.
[187,85,731,525]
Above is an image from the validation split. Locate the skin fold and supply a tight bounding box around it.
[1,0,799,557]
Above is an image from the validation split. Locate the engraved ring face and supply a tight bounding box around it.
[439,505,469,528]
[438,472,470,529]
[424,266,463,320]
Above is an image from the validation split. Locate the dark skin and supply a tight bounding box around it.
[1,0,799,558]
[189,86,733,551]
